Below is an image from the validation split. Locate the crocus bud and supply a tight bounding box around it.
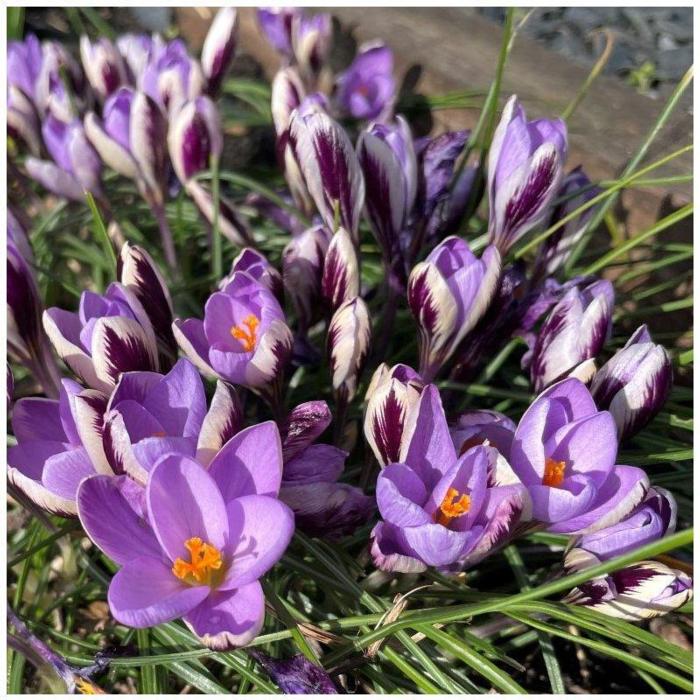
[408,237,501,381]
[280,400,332,461]
[257,7,299,57]
[289,110,365,241]
[282,224,331,332]
[117,33,156,83]
[590,325,672,440]
[271,67,305,138]
[530,279,614,392]
[8,85,41,156]
[250,651,338,694]
[563,548,692,621]
[35,40,86,121]
[168,95,223,185]
[201,8,238,96]
[535,167,600,278]
[196,380,244,467]
[357,116,417,264]
[222,248,284,305]
[336,41,395,120]
[328,297,371,404]
[364,363,424,466]
[79,36,128,101]
[488,95,568,254]
[8,34,42,105]
[321,227,360,312]
[292,12,332,83]
[43,283,160,393]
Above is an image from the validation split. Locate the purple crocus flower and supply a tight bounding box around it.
[77,446,294,648]
[563,548,692,621]
[321,227,360,313]
[357,116,417,265]
[575,487,676,561]
[173,272,293,394]
[509,377,649,534]
[34,40,86,121]
[364,363,424,467]
[291,12,332,83]
[8,84,41,156]
[407,236,501,382]
[487,95,567,254]
[221,248,284,305]
[450,410,516,462]
[7,34,43,104]
[79,36,129,101]
[257,7,299,57]
[26,111,102,202]
[271,66,306,139]
[530,279,614,392]
[43,282,160,393]
[201,8,238,96]
[590,325,672,440]
[102,359,207,484]
[117,34,158,84]
[371,385,530,572]
[250,651,338,694]
[8,378,109,516]
[336,42,395,121]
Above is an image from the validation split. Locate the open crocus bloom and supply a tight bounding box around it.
[510,378,649,533]
[371,386,530,572]
[77,445,294,649]
[173,271,293,392]
[8,379,108,516]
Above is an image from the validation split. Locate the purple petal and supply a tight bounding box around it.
[376,463,430,527]
[283,444,347,484]
[41,447,96,502]
[196,381,244,466]
[280,400,332,461]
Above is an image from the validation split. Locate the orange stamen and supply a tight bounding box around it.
[230,314,260,352]
[436,487,471,527]
[543,457,566,488]
[172,537,223,585]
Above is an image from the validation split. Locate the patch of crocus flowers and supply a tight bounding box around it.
[7,7,690,671]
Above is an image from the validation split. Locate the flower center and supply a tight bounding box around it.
[435,487,471,527]
[459,436,484,455]
[230,314,260,352]
[543,457,566,488]
[172,537,223,586]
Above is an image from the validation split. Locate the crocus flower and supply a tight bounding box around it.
[534,167,600,278]
[8,378,109,516]
[321,227,360,312]
[509,377,649,534]
[34,40,86,121]
[173,272,293,394]
[77,443,295,648]
[364,363,424,467]
[357,116,417,265]
[450,410,516,461]
[201,8,238,96]
[563,548,692,621]
[117,34,157,84]
[102,359,207,484]
[7,34,43,105]
[44,282,160,393]
[590,325,672,440]
[530,279,614,392]
[8,85,41,156]
[250,651,338,694]
[408,236,501,382]
[221,248,284,305]
[336,42,395,121]
[280,400,332,461]
[271,67,306,139]
[487,95,568,254]
[288,109,365,241]
[575,487,676,561]
[327,297,371,405]
[371,385,530,572]
[282,224,331,333]
[26,111,102,202]
[79,36,128,101]
[257,7,299,57]
[291,12,332,83]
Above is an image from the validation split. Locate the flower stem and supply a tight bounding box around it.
[210,155,223,282]
[152,203,178,272]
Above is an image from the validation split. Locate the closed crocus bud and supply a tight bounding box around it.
[488,95,568,254]
[201,8,238,96]
[364,363,424,466]
[8,86,41,156]
[173,272,293,393]
[292,12,332,82]
[321,227,360,312]
[408,237,501,382]
[337,41,395,121]
[590,325,672,440]
[8,34,42,105]
[35,40,86,121]
[563,548,693,621]
[280,400,332,461]
[271,67,306,138]
[358,116,417,265]
[117,33,156,83]
[535,167,600,278]
[282,224,331,332]
[27,110,102,202]
[222,248,284,305]
[257,7,299,57]
[43,283,159,393]
[79,36,128,101]
[576,487,676,561]
[328,297,371,404]
[530,278,614,392]
[289,109,365,241]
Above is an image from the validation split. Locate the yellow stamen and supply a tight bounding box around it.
[543,457,566,488]
[74,677,105,695]
[436,487,471,527]
[152,431,167,438]
[172,537,223,585]
[230,314,260,352]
